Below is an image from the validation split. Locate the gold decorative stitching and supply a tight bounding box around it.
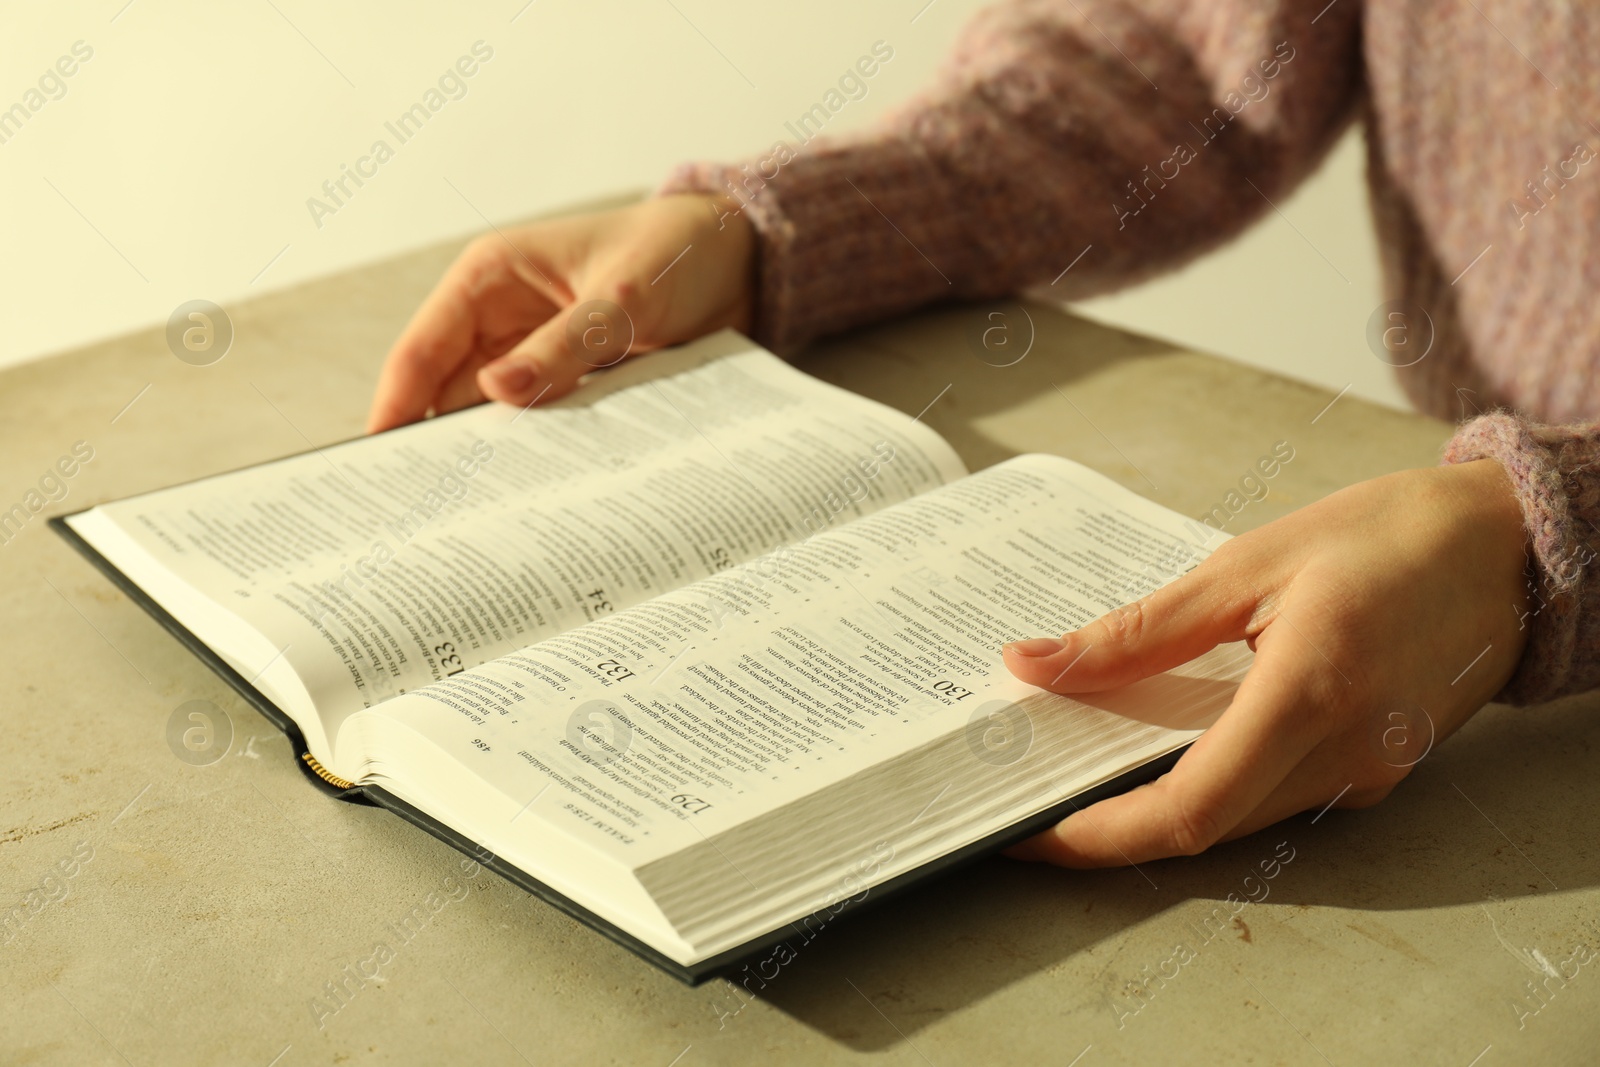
[301,753,355,790]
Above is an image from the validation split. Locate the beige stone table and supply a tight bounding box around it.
[4,217,1598,1066]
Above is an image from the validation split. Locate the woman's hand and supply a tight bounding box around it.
[1001,459,1532,867]
[366,194,756,432]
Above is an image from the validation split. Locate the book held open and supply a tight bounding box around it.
[56,331,1250,983]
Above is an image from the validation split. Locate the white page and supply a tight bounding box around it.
[71,333,965,762]
[363,453,1240,876]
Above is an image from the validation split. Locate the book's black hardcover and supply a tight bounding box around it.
[51,510,1189,986]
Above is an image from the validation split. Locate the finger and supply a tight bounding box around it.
[1009,625,1327,867]
[434,303,573,417]
[432,349,499,416]
[1028,754,1361,868]
[478,284,645,407]
[1216,775,1382,844]
[477,307,590,407]
[368,281,477,432]
[367,241,561,432]
[1002,551,1259,694]
[1214,738,1402,843]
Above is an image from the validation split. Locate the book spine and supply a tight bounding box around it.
[300,752,356,791]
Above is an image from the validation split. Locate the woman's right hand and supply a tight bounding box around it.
[366,193,757,432]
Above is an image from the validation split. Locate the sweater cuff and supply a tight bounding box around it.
[657,137,979,354]
[1443,412,1588,704]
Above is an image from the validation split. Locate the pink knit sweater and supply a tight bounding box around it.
[660,0,1599,706]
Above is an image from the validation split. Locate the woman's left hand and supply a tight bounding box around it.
[1000,459,1531,867]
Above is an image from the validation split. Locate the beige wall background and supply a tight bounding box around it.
[0,1,1405,409]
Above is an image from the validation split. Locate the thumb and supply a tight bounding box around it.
[1001,557,1257,693]
[478,286,642,407]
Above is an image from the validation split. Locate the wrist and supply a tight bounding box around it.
[1446,460,1529,588]
[1426,457,1534,701]
[693,193,758,335]
[1443,459,1533,662]
[1443,458,1529,564]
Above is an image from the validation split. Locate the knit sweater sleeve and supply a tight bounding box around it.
[657,0,1363,353]
[1444,414,1600,705]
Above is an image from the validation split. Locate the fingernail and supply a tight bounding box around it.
[1006,637,1064,657]
[486,361,535,396]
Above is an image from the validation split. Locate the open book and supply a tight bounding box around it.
[56,331,1250,983]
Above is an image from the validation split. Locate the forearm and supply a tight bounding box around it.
[660,0,1363,352]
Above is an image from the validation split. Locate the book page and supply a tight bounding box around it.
[361,453,1236,871]
[71,333,965,759]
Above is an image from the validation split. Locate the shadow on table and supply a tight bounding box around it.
[796,298,1179,477]
[744,649,1600,1052]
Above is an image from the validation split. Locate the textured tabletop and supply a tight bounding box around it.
[3,215,1596,1066]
